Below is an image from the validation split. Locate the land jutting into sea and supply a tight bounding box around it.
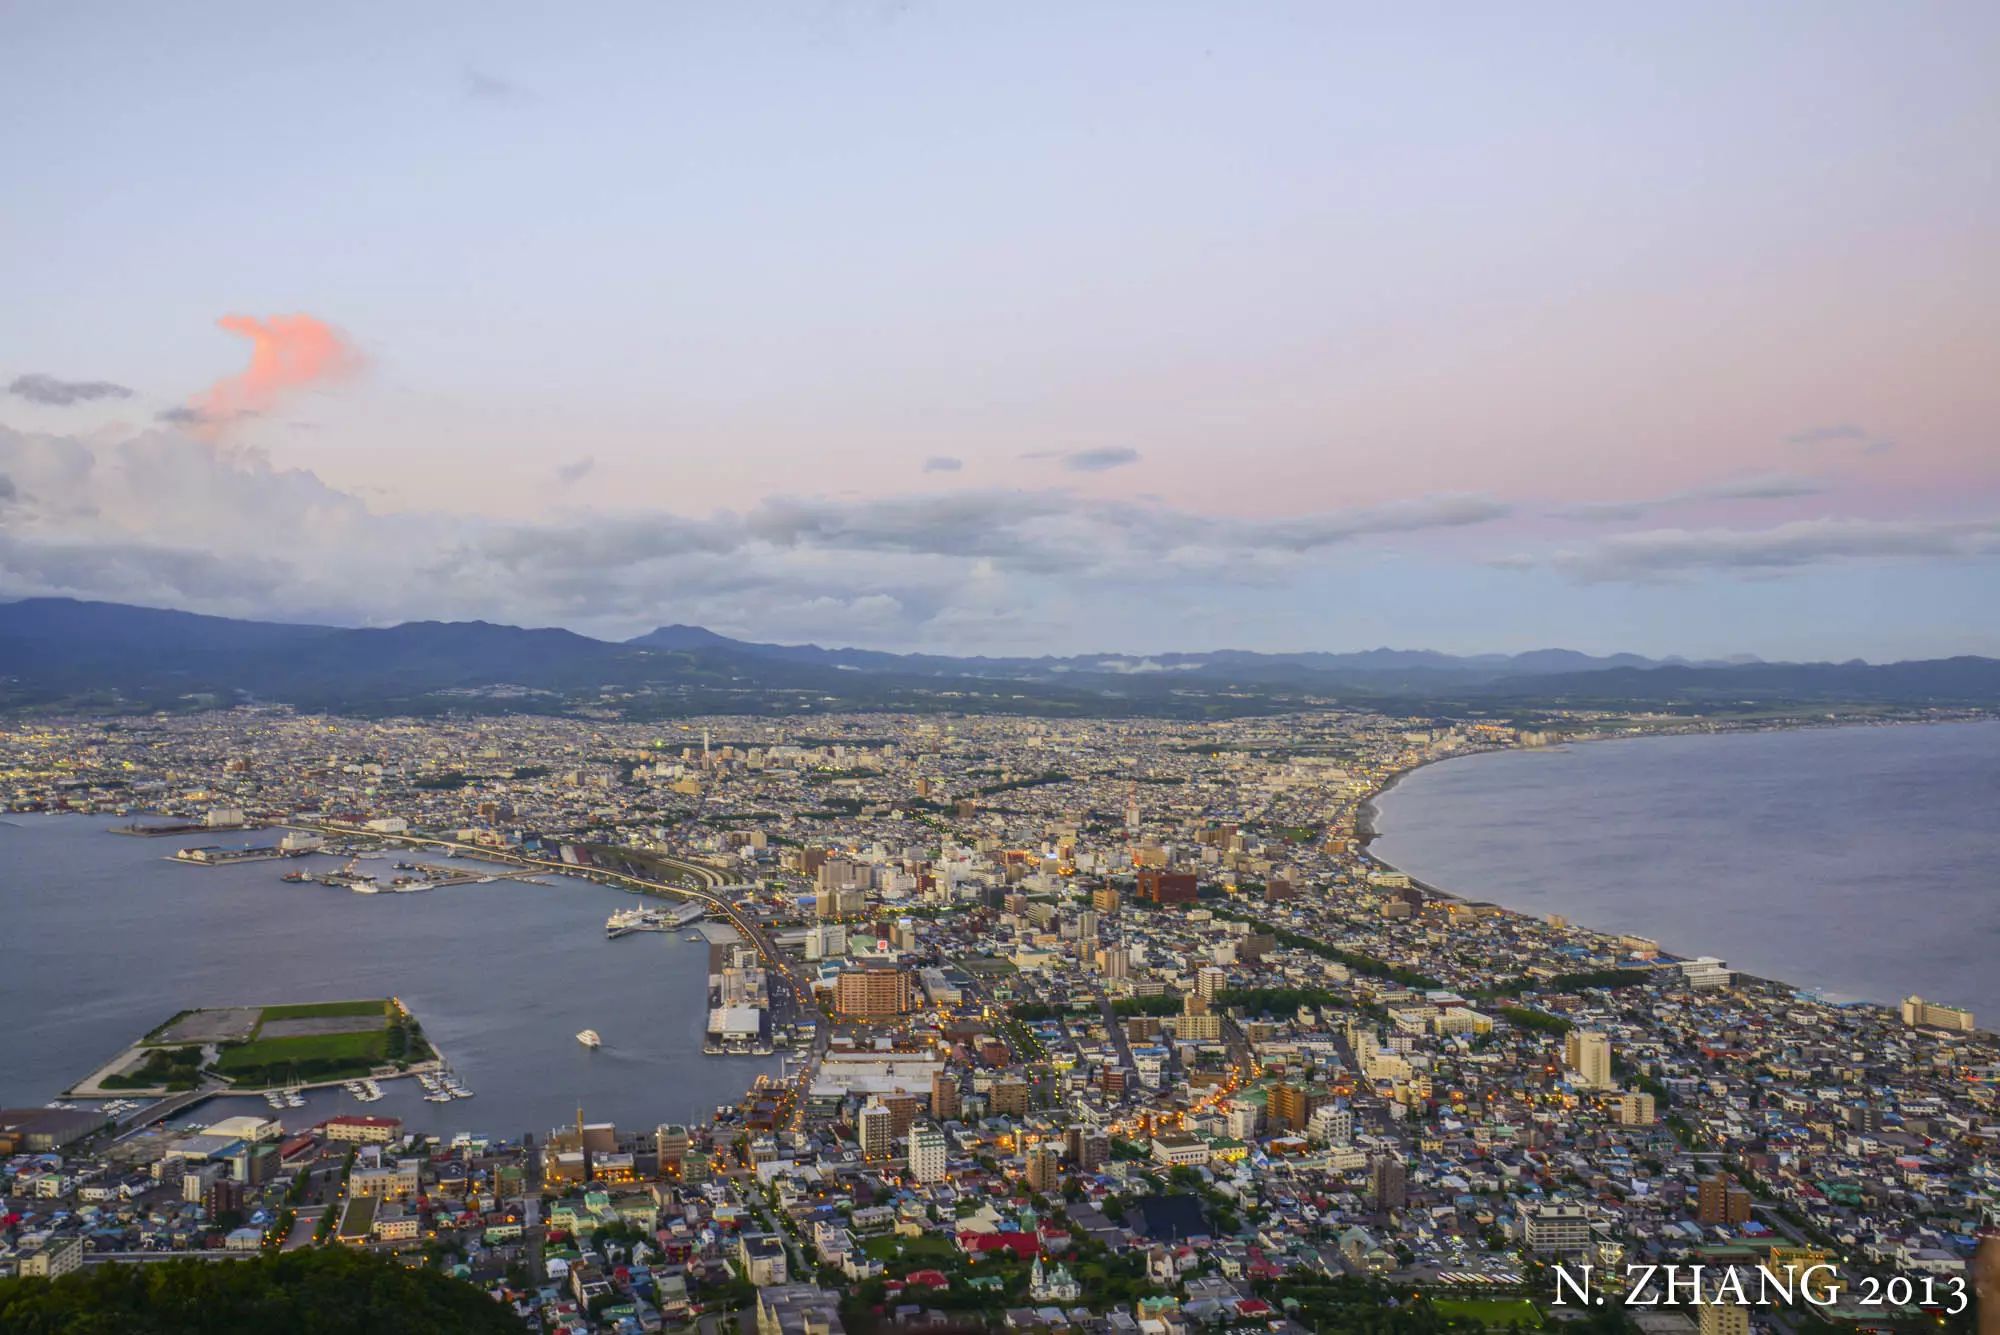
[3,703,1995,1334]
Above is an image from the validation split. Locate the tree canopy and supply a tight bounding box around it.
[0,1248,524,1335]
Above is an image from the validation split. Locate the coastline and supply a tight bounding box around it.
[1351,720,1997,1028]
[0,814,771,1126]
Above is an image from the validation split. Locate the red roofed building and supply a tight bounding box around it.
[957,1230,1041,1261]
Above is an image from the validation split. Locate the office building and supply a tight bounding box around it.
[1136,868,1197,905]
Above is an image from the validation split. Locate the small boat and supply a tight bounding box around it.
[576,1029,602,1049]
[281,870,314,884]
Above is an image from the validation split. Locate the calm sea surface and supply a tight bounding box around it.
[1371,720,2000,1019]
[0,814,774,1133]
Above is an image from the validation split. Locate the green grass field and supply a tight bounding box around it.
[217,1002,400,1085]
[258,999,392,1022]
[1431,1296,1543,1329]
[217,1029,389,1073]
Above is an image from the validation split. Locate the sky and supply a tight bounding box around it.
[2,1,1997,659]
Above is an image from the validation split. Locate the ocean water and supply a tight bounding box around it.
[0,814,774,1133]
[1370,720,2000,1019]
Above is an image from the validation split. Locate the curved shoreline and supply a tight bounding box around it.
[1352,720,1998,1022]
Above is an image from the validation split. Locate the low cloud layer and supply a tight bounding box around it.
[1521,517,2000,582]
[1025,446,1142,472]
[464,66,530,102]
[1787,423,1894,455]
[8,373,134,406]
[4,418,1991,648]
[1552,472,1825,522]
[0,420,1514,645]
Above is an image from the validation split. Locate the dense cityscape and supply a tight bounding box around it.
[3,707,1994,1334]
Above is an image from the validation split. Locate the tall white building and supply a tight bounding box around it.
[908,1123,947,1182]
[805,922,849,961]
[1565,1029,1613,1090]
[1524,1203,1592,1255]
[1309,1103,1354,1146]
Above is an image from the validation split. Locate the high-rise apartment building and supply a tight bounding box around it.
[1064,1125,1109,1171]
[1268,1082,1317,1133]
[1524,1203,1592,1255]
[930,1069,962,1122]
[1369,1153,1406,1211]
[990,1076,1031,1117]
[1025,1142,1063,1194]
[1697,1173,1752,1225]
[857,1102,894,1159]
[1618,1091,1657,1126]
[908,1123,947,1182]
[835,966,915,1018]
[1565,1029,1613,1090]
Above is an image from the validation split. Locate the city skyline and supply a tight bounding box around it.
[4,3,1998,658]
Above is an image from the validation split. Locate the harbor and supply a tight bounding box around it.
[604,900,707,938]
[279,856,498,894]
[2,813,776,1135]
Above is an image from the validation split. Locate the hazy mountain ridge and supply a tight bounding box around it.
[1,597,1993,717]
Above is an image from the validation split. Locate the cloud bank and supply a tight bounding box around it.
[1518,517,2000,582]
[1552,472,1826,522]
[0,420,1516,646]
[8,373,134,406]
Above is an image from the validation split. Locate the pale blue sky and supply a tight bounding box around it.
[2,2,1997,656]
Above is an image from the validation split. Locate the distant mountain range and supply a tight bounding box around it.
[2,597,1997,719]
